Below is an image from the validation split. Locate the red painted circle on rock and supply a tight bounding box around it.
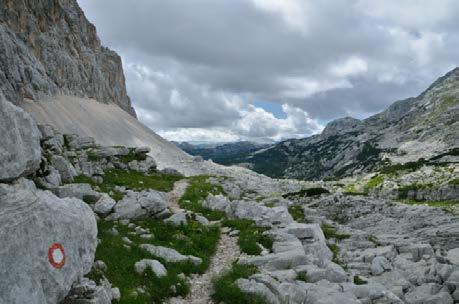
[48,243,66,269]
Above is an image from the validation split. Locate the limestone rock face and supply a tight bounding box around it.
[0,179,97,304]
[0,0,136,117]
[0,96,41,181]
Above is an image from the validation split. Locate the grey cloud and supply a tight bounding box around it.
[78,0,459,140]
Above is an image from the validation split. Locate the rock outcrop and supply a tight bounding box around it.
[0,0,136,117]
[0,95,41,181]
[0,178,97,304]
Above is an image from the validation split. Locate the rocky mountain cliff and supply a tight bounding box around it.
[0,0,136,116]
[240,68,459,180]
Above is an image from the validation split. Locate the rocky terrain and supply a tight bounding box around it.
[2,100,457,303]
[221,70,458,180]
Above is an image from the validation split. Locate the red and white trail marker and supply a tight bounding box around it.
[48,243,66,269]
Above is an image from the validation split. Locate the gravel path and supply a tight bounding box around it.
[168,231,241,304]
[166,180,242,304]
[166,179,189,213]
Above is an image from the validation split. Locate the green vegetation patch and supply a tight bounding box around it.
[401,199,458,214]
[74,169,181,201]
[327,243,347,269]
[282,187,329,199]
[211,264,266,304]
[380,159,427,175]
[222,219,273,255]
[353,275,368,285]
[178,176,226,220]
[90,219,220,303]
[397,183,434,199]
[364,175,384,192]
[288,205,307,223]
[119,148,148,163]
[367,235,380,246]
[321,223,351,240]
[296,272,309,282]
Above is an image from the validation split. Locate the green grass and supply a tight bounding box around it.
[179,177,274,255]
[449,178,459,185]
[87,149,102,162]
[296,272,309,282]
[119,148,147,163]
[364,175,384,192]
[397,183,433,199]
[103,169,181,192]
[321,223,351,240]
[353,275,367,285]
[368,235,380,246]
[178,176,226,220]
[288,205,306,222]
[89,219,220,303]
[74,169,181,201]
[401,199,458,214]
[222,219,273,255]
[426,95,458,122]
[211,264,266,304]
[379,159,426,175]
[327,243,347,269]
[282,187,329,199]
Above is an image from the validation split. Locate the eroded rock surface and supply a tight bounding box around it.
[0,96,41,181]
[0,179,97,304]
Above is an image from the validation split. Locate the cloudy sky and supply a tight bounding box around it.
[78,0,458,143]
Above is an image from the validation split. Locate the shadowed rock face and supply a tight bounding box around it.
[0,0,136,117]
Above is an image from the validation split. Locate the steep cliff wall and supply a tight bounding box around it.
[0,0,136,116]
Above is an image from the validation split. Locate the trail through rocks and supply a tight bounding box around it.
[167,179,189,212]
[168,232,241,304]
[167,179,242,304]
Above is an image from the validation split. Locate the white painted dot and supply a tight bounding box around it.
[52,248,64,263]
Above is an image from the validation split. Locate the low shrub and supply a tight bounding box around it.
[211,264,266,304]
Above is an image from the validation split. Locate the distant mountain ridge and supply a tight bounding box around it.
[174,141,269,166]
[217,68,459,180]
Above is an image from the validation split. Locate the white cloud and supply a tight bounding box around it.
[330,56,368,77]
[158,103,323,143]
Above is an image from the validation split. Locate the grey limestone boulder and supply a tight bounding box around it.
[65,278,117,304]
[52,184,101,201]
[371,256,392,275]
[0,179,97,304]
[51,155,77,183]
[93,194,116,216]
[109,190,167,220]
[140,244,202,265]
[236,278,280,304]
[295,263,348,283]
[164,212,188,226]
[0,96,41,182]
[134,259,167,277]
[303,280,360,304]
